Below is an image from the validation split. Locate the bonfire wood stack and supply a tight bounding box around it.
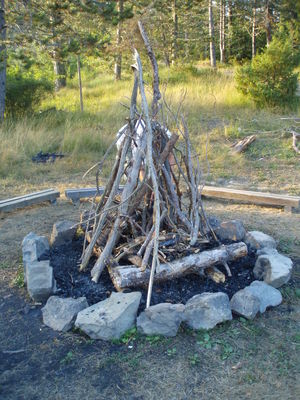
[80,21,247,307]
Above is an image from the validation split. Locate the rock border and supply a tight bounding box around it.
[22,222,293,340]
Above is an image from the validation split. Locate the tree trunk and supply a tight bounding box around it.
[227,0,232,58]
[162,32,170,67]
[219,0,225,63]
[114,0,123,80]
[171,0,178,65]
[0,0,6,121]
[77,55,83,112]
[208,0,216,67]
[53,56,66,91]
[265,0,272,46]
[108,242,248,290]
[252,0,257,58]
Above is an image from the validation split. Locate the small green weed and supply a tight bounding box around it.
[197,332,213,349]
[219,341,234,360]
[189,353,200,365]
[60,351,74,364]
[167,347,177,357]
[112,327,138,345]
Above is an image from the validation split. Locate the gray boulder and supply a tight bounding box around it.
[183,292,232,330]
[214,220,246,242]
[254,249,293,288]
[75,291,142,340]
[137,303,185,337]
[42,296,88,332]
[245,281,282,313]
[26,260,56,302]
[245,231,276,251]
[50,220,76,247]
[22,232,50,282]
[230,289,260,319]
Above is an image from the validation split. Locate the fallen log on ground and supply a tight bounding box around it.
[108,242,247,290]
[231,135,256,153]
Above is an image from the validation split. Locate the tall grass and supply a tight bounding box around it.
[0,62,299,193]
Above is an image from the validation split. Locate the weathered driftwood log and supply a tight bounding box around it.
[108,242,247,290]
[231,135,256,153]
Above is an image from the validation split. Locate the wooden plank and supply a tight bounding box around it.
[0,189,60,212]
[200,186,300,208]
[0,189,54,206]
[65,186,124,203]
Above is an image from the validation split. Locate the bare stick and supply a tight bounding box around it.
[135,49,161,308]
[137,20,161,117]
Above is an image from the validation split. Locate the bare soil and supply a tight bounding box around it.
[0,196,299,400]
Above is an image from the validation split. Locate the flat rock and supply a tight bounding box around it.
[230,289,260,319]
[245,231,276,251]
[42,296,88,332]
[137,303,185,337]
[254,249,293,288]
[245,281,282,313]
[183,292,232,330]
[214,220,246,242]
[26,260,56,302]
[22,232,50,282]
[75,291,141,340]
[50,220,76,247]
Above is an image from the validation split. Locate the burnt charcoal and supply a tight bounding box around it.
[50,238,256,311]
[32,151,65,164]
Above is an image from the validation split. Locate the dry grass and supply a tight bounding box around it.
[0,63,299,198]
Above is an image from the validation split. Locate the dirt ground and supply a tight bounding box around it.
[0,197,300,400]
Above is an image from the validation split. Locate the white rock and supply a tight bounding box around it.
[75,291,142,340]
[245,231,276,250]
[50,220,76,246]
[183,292,232,330]
[245,281,282,313]
[230,289,260,319]
[137,303,185,337]
[254,249,293,288]
[26,260,56,302]
[22,232,50,282]
[42,296,88,332]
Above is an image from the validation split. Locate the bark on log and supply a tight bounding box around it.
[108,242,247,290]
[231,135,256,153]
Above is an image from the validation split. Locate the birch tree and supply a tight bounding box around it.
[0,0,6,121]
[208,0,216,67]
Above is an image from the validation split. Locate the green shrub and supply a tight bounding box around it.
[235,38,299,108]
[6,73,52,117]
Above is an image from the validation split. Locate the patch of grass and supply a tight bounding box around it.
[111,327,138,345]
[1,63,299,195]
[0,262,11,270]
[12,266,25,288]
[145,334,165,345]
[280,286,300,302]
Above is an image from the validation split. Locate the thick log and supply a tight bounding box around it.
[108,242,247,290]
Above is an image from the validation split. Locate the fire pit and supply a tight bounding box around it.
[21,22,293,340]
